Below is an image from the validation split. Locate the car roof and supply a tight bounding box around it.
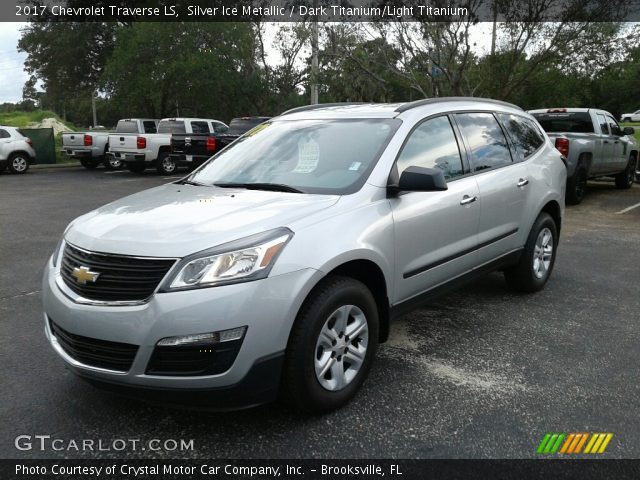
[279,98,524,120]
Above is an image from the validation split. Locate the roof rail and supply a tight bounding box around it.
[280,102,368,116]
[395,97,522,113]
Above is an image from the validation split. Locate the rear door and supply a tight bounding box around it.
[390,115,480,302]
[605,113,628,171]
[454,112,529,265]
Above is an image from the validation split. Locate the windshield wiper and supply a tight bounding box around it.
[176,179,204,186]
[213,182,304,193]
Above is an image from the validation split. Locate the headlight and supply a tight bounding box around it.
[160,228,293,291]
[51,238,65,268]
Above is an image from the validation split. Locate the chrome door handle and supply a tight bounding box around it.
[460,195,477,205]
[517,178,529,187]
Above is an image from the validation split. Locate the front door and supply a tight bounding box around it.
[390,115,480,303]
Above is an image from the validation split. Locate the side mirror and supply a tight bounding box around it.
[623,126,635,136]
[389,166,448,194]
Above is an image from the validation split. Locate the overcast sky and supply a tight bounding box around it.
[0,24,28,103]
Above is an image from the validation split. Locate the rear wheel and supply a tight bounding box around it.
[8,153,30,174]
[80,158,99,170]
[282,276,378,413]
[566,167,587,205]
[614,155,636,189]
[126,162,146,174]
[622,117,631,123]
[504,212,558,293]
[156,152,176,175]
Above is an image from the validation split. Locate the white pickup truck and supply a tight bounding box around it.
[108,117,228,175]
[529,108,637,204]
[62,119,158,170]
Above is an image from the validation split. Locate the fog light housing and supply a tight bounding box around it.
[156,326,246,347]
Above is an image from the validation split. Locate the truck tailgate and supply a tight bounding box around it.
[62,133,86,148]
[108,134,139,153]
[171,134,210,156]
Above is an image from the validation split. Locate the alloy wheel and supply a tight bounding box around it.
[533,227,553,279]
[314,305,368,391]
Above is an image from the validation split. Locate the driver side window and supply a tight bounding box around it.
[396,116,464,180]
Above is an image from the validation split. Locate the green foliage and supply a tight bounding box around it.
[0,110,73,128]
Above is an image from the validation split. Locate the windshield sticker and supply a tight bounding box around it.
[349,161,362,171]
[294,139,320,173]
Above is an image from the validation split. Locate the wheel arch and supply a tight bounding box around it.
[540,199,562,237]
[9,150,33,163]
[326,259,391,343]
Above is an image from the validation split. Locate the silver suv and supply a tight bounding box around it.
[42,99,566,412]
[0,126,36,174]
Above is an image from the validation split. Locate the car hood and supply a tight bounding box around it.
[65,184,339,257]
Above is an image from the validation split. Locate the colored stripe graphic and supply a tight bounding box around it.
[538,433,613,454]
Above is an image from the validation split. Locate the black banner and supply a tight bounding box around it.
[3,459,640,480]
[4,0,640,22]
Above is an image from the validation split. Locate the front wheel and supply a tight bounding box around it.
[156,152,176,175]
[614,156,636,189]
[8,153,30,174]
[282,276,379,413]
[504,212,558,293]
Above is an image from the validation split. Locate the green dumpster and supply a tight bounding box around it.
[18,128,56,164]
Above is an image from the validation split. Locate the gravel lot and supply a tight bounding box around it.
[1,167,639,459]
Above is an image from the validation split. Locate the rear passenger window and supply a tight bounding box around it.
[212,122,228,133]
[396,116,464,180]
[597,114,609,134]
[143,121,157,134]
[455,113,512,171]
[0,129,10,139]
[190,121,210,134]
[498,114,544,161]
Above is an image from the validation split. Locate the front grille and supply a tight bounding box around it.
[146,339,243,376]
[60,243,175,302]
[49,319,138,372]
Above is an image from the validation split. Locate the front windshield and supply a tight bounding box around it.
[188,118,401,194]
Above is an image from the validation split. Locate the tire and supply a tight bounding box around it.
[282,276,379,413]
[126,162,146,174]
[566,167,588,205]
[622,117,631,123]
[7,153,30,174]
[103,156,122,170]
[156,152,176,175]
[614,155,636,189]
[80,158,99,170]
[504,212,558,293]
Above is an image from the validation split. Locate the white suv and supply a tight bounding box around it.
[42,98,566,412]
[0,126,36,174]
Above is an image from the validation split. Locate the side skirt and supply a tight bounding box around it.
[390,249,523,320]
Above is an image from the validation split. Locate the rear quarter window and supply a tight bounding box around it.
[0,129,10,139]
[498,114,545,161]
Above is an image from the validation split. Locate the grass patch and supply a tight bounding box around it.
[0,110,75,129]
[621,122,640,145]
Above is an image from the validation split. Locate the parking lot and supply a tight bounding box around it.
[1,166,639,459]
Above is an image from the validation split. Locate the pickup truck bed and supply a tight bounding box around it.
[529,108,637,204]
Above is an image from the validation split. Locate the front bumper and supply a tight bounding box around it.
[42,259,319,404]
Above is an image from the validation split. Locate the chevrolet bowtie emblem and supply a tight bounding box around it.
[71,266,100,285]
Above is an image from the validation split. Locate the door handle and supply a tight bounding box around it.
[603,140,609,144]
[517,178,529,188]
[460,195,477,205]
